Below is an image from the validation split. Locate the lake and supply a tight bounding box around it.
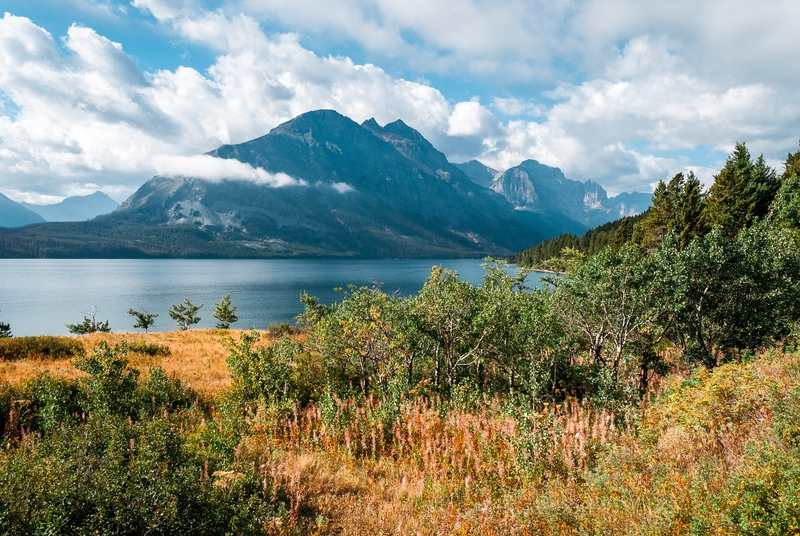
[0,259,548,336]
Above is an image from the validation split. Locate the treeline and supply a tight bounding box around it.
[515,141,800,270]
[510,212,649,270]
[3,141,800,533]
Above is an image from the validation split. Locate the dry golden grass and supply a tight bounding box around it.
[1,329,297,394]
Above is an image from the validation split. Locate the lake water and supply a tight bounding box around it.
[0,259,548,336]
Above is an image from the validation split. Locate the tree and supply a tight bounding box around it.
[0,310,10,338]
[213,294,239,329]
[168,299,202,331]
[705,142,779,236]
[66,306,111,334]
[671,171,706,249]
[127,308,158,333]
[784,140,800,179]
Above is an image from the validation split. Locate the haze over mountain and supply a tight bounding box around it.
[20,192,119,222]
[0,110,651,258]
[489,160,652,229]
[0,193,45,228]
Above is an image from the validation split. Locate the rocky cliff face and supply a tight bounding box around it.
[489,159,650,228]
[114,110,546,257]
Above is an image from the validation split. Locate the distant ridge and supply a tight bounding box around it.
[21,191,119,222]
[0,109,651,258]
[0,193,45,228]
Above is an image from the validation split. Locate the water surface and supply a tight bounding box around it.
[0,259,547,336]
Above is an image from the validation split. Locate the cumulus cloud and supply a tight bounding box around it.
[330,182,356,194]
[447,99,498,137]
[0,11,457,199]
[1,1,799,202]
[152,155,305,187]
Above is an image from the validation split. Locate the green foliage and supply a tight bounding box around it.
[0,414,282,535]
[213,293,239,329]
[0,335,81,361]
[0,322,10,338]
[73,341,140,416]
[705,142,779,236]
[513,212,648,269]
[669,222,800,366]
[168,298,203,330]
[119,339,171,357]
[127,307,158,333]
[224,331,307,407]
[67,306,111,334]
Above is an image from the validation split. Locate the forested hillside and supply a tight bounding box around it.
[2,141,800,534]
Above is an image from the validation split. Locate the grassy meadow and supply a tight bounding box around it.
[3,328,800,534]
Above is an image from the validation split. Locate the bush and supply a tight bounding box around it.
[0,336,82,361]
[119,340,171,357]
[0,415,285,535]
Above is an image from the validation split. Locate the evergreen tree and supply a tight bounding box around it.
[127,308,158,333]
[783,140,800,179]
[640,173,683,250]
[67,306,111,334]
[168,299,202,331]
[610,217,634,250]
[672,171,706,249]
[213,294,239,329]
[705,142,778,236]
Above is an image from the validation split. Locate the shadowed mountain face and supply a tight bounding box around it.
[454,160,498,189]
[21,192,119,222]
[0,110,651,258]
[109,110,546,257]
[0,193,45,228]
[490,159,651,229]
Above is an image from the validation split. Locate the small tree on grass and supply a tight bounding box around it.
[127,308,158,333]
[67,306,111,334]
[213,294,239,329]
[0,310,10,338]
[168,299,202,331]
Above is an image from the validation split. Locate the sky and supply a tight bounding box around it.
[0,0,798,203]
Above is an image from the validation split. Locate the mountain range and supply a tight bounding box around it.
[0,191,119,228]
[0,110,651,258]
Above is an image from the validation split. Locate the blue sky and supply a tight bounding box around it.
[1,0,799,203]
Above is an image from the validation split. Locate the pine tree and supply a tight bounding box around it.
[127,308,158,333]
[782,140,800,179]
[672,171,706,249]
[705,142,778,236]
[213,294,239,329]
[168,299,202,331]
[640,173,684,250]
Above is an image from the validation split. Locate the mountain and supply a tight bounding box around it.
[454,160,497,189]
[0,193,46,228]
[21,192,119,222]
[0,110,548,258]
[490,159,651,228]
[0,110,652,258]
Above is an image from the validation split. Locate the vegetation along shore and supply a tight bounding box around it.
[2,141,800,534]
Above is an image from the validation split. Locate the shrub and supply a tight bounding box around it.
[119,340,171,357]
[0,336,82,361]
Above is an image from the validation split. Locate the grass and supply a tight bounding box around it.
[1,329,300,395]
[4,331,800,534]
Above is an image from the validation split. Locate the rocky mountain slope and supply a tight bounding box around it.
[0,110,652,258]
[489,159,651,228]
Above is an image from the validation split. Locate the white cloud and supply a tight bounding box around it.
[330,182,355,194]
[447,99,497,137]
[0,11,458,199]
[152,155,305,187]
